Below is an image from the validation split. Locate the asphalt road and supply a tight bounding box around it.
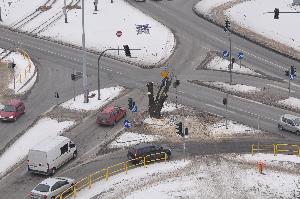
[1,0,300,197]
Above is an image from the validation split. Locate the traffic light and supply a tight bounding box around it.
[12,63,16,68]
[123,45,131,57]
[128,97,133,110]
[224,19,230,32]
[285,70,290,76]
[274,8,279,19]
[175,122,183,137]
[291,66,296,76]
[71,73,76,81]
[223,98,227,105]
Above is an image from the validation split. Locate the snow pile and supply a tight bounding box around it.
[204,81,260,93]
[74,160,191,199]
[109,132,161,148]
[161,102,183,113]
[194,0,230,16]
[1,49,37,94]
[60,86,124,111]
[207,56,260,76]
[0,118,75,178]
[208,120,258,136]
[277,97,300,110]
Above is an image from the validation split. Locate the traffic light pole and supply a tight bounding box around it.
[97,48,141,100]
[82,0,89,103]
[225,93,228,129]
[73,68,76,101]
[229,32,232,84]
[288,76,291,95]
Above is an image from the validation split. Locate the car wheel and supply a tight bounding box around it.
[72,151,77,159]
[51,168,56,176]
[278,124,283,130]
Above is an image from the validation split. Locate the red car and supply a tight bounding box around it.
[96,105,126,126]
[0,99,25,121]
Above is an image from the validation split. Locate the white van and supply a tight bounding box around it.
[28,136,77,175]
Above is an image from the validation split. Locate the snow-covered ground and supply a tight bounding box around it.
[0,48,37,94]
[278,97,300,110]
[109,132,161,148]
[0,0,175,65]
[208,119,260,137]
[203,81,260,93]
[0,118,74,178]
[207,56,261,76]
[195,0,300,52]
[161,102,183,113]
[60,86,124,111]
[73,154,300,199]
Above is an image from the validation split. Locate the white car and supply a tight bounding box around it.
[30,177,75,199]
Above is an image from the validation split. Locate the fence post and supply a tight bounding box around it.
[24,69,27,79]
[60,193,63,199]
[73,186,76,198]
[273,144,277,156]
[144,156,147,168]
[165,152,167,163]
[252,144,254,156]
[19,73,22,83]
[105,168,109,181]
[124,161,128,174]
[89,175,92,189]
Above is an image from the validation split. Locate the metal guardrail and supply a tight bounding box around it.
[252,144,300,156]
[56,152,168,199]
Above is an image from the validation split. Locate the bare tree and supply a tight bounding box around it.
[146,77,172,119]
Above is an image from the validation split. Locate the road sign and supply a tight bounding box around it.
[124,119,131,128]
[131,105,138,112]
[223,50,229,58]
[160,70,169,79]
[116,30,122,37]
[289,74,295,80]
[237,52,244,60]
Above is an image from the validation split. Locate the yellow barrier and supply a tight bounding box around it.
[252,144,300,156]
[56,152,168,199]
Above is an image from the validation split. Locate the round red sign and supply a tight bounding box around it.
[116,31,122,37]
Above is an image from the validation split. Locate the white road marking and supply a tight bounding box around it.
[267,83,295,93]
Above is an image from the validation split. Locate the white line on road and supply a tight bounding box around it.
[267,83,295,93]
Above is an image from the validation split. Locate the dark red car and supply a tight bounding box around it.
[0,99,25,121]
[96,105,126,126]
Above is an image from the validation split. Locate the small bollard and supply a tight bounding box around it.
[257,160,265,174]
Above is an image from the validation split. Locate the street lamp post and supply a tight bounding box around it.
[82,0,89,103]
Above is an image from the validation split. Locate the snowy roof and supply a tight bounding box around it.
[30,136,69,152]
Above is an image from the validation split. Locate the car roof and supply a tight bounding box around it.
[7,99,22,106]
[282,114,300,120]
[30,136,69,152]
[101,106,118,113]
[37,177,74,187]
[131,143,157,150]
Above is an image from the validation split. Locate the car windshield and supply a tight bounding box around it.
[98,113,110,120]
[294,118,300,126]
[3,105,16,112]
[34,184,50,192]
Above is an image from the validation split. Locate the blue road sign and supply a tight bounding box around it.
[289,74,295,80]
[124,119,131,128]
[132,105,138,112]
[223,50,229,58]
[237,52,244,60]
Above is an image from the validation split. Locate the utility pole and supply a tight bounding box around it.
[0,7,2,22]
[63,0,68,23]
[82,0,89,103]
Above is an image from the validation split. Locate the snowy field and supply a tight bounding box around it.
[74,154,300,199]
[278,97,300,110]
[195,0,300,52]
[0,0,175,65]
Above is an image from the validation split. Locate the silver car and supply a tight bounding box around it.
[30,177,74,199]
[278,114,300,135]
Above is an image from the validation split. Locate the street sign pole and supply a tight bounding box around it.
[229,32,232,84]
[289,76,291,95]
[226,93,228,129]
[73,68,76,101]
[240,59,241,68]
